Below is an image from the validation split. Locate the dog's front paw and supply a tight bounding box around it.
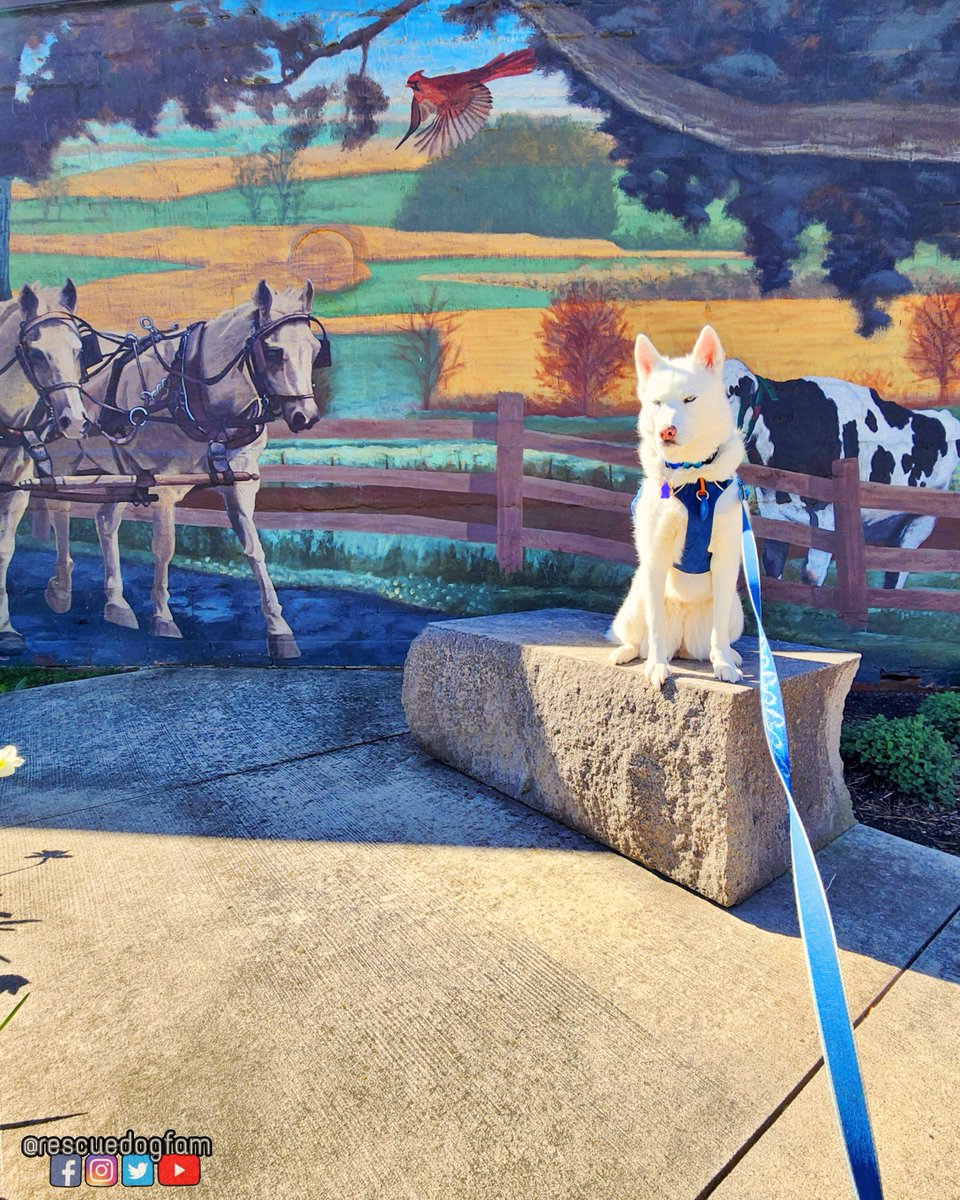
[730,647,743,669]
[712,653,742,684]
[644,660,672,689]
[609,643,639,666]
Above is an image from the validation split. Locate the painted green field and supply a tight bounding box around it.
[11,173,419,237]
[316,335,646,424]
[264,437,639,491]
[10,252,191,289]
[50,119,417,175]
[319,256,750,318]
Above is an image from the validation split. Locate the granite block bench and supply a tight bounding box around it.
[402,608,859,906]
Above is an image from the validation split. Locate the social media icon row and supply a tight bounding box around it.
[50,1152,201,1186]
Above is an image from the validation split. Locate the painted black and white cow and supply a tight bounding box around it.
[723,360,960,588]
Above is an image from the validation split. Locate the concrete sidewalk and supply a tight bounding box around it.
[0,668,957,1199]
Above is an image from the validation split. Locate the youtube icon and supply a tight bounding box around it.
[158,1155,201,1186]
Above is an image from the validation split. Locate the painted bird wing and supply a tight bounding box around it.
[415,82,493,157]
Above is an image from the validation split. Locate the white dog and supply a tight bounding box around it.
[609,325,745,688]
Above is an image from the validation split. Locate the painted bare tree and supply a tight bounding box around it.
[394,289,464,410]
[536,282,632,416]
[906,293,960,405]
[232,156,269,223]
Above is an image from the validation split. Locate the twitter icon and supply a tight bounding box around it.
[122,1155,155,1186]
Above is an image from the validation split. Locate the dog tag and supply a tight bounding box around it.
[697,476,709,519]
[660,481,671,499]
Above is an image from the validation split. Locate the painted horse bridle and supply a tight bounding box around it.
[0,309,101,478]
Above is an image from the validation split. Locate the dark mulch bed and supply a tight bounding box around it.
[843,686,960,858]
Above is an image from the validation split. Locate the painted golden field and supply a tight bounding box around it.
[11,146,949,410]
[12,141,427,202]
[329,297,936,409]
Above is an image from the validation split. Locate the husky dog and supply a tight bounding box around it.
[609,325,745,688]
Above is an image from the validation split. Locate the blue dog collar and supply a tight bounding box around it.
[663,448,719,470]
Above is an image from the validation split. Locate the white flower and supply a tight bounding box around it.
[0,745,25,778]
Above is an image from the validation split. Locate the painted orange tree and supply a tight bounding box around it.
[536,283,632,415]
[906,293,960,405]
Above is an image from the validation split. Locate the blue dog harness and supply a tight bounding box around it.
[630,475,736,574]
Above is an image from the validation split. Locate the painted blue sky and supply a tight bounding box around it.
[43,0,597,165]
[258,0,585,116]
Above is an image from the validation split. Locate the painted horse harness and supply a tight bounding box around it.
[0,309,103,484]
[50,309,331,501]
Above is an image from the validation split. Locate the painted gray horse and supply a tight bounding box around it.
[0,281,90,652]
[44,280,324,658]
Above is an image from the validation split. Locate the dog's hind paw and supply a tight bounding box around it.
[644,660,672,689]
[609,643,639,666]
[730,647,743,669]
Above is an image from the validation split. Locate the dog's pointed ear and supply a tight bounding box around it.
[299,279,314,312]
[692,325,724,372]
[634,334,662,385]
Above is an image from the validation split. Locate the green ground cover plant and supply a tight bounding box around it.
[840,714,957,806]
[918,692,960,749]
[0,666,121,693]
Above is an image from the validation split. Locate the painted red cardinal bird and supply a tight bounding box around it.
[396,48,537,158]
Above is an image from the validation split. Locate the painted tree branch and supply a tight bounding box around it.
[512,0,960,163]
[262,0,428,93]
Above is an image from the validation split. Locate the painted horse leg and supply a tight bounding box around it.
[149,489,188,638]
[0,489,31,653]
[96,501,139,629]
[220,478,300,659]
[44,499,74,614]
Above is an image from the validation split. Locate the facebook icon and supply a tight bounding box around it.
[50,1154,82,1187]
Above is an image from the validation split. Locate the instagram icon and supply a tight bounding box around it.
[85,1154,119,1186]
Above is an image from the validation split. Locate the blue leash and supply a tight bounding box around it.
[738,478,883,1199]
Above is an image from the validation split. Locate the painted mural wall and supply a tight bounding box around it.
[1,0,959,675]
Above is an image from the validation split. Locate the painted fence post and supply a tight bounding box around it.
[831,457,868,627]
[496,392,525,574]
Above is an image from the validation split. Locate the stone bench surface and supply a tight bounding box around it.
[402,608,859,906]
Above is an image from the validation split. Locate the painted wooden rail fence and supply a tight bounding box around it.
[35,392,960,623]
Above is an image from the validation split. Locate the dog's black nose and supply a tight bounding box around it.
[289,412,307,433]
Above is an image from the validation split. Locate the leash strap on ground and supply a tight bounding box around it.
[738,480,883,1200]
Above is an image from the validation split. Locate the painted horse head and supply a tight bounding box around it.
[11,281,90,439]
[250,280,324,434]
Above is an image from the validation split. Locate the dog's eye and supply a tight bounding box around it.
[683,395,696,405]
[264,345,284,364]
